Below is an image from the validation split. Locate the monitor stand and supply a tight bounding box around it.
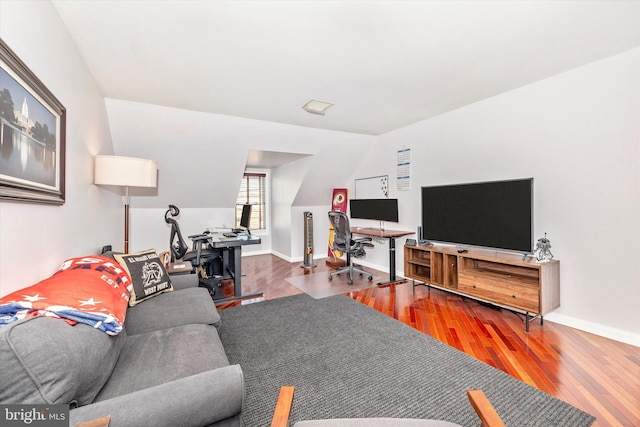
[232,227,251,236]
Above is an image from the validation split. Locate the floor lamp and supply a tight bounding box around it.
[94,155,158,253]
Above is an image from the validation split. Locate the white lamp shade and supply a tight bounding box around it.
[94,155,157,188]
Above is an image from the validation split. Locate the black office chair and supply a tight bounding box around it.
[328,211,374,285]
[165,205,189,262]
[164,205,224,296]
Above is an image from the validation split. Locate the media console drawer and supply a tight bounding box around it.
[458,274,539,313]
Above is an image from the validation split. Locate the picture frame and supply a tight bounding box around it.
[0,38,66,205]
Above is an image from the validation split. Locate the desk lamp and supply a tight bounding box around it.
[94,155,157,253]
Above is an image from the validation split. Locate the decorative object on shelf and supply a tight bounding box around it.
[534,233,554,262]
[94,155,157,252]
[0,38,66,205]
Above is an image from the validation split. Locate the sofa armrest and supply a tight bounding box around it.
[70,365,244,427]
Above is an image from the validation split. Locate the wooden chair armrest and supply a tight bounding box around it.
[270,387,502,427]
[74,416,111,427]
[271,385,295,427]
[467,390,506,427]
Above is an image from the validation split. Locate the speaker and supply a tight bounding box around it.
[417,226,423,241]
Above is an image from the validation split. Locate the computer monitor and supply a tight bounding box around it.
[239,204,252,235]
[349,199,399,222]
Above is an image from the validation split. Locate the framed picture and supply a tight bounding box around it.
[0,38,66,205]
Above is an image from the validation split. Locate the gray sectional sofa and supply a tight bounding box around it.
[0,274,244,427]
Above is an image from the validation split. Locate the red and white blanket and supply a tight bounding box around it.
[0,256,131,335]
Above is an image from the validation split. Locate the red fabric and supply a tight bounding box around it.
[0,256,131,335]
[329,188,348,257]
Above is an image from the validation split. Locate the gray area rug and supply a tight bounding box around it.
[218,294,595,427]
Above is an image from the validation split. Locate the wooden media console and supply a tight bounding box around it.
[404,244,560,332]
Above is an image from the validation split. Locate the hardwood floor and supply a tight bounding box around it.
[218,254,640,427]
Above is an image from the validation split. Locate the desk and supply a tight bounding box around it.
[195,234,262,304]
[351,227,414,286]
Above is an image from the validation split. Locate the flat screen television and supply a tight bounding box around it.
[350,198,399,222]
[421,178,533,253]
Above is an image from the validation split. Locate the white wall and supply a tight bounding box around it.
[105,99,376,260]
[358,49,640,346]
[127,207,238,254]
[105,99,375,210]
[271,158,312,258]
[0,1,120,296]
[285,205,333,264]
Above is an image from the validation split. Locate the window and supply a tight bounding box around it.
[236,172,267,230]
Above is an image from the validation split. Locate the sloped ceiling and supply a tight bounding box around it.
[246,150,309,168]
[53,1,640,136]
[104,98,374,209]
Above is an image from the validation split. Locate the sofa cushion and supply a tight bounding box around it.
[125,287,221,335]
[95,323,229,401]
[0,316,126,406]
[114,249,174,306]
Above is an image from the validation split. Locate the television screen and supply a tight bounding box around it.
[421,178,533,253]
[350,199,399,222]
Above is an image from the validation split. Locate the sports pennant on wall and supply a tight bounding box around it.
[328,188,348,258]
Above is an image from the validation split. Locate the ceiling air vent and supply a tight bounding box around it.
[302,99,333,115]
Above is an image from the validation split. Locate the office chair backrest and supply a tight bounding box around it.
[164,205,189,261]
[328,211,352,252]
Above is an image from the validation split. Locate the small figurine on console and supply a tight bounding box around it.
[534,233,554,262]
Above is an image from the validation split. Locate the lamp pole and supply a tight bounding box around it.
[124,186,130,253]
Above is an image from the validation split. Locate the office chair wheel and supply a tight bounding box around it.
[368,275,373,281]
[328,274,333,281]
[348,279,353,285]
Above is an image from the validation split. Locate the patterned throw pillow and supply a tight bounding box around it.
[114,249,173,306]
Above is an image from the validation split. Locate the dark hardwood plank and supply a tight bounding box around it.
[219,254,640,427]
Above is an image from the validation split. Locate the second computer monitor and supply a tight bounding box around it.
[349,198,399,222]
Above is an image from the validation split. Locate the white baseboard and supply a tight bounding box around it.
[272,253,346,265]
[544,313,640,348]
[242,249,271,257]
[270,250,294,263]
